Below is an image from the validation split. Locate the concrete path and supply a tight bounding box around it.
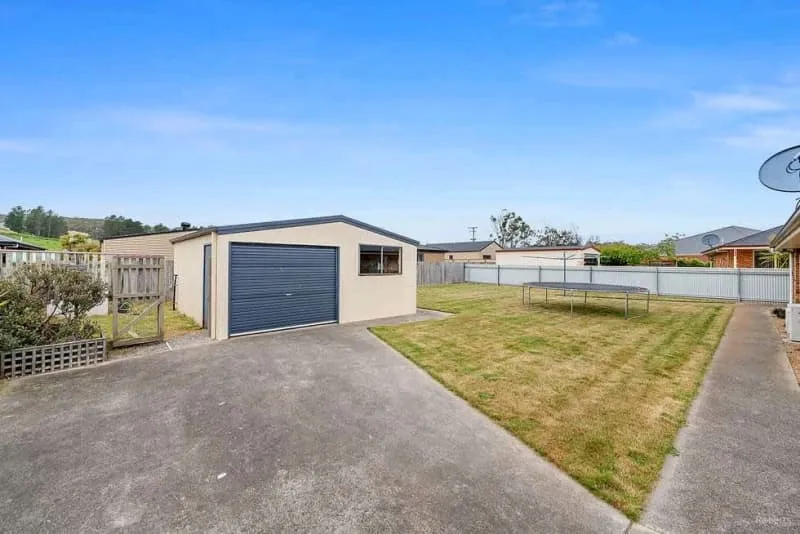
[0,321,630,533]
[642,304,800,533]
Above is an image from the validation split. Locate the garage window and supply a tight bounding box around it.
[360,245,402,275]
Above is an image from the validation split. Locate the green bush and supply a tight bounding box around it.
[677,258,710,267]
[0,264,107,352]
[598,242,659,266]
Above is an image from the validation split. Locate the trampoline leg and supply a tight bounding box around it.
[584,291,587,305]
[625,292,629,319]
[570,291,574,316]
[545,287,548,304]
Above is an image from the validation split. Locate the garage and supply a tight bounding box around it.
[229,243,338,335]
[171,215,418,340]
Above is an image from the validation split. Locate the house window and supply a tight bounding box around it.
[754,250,789,268]
[448,254,454,260]
[482,254,491,260]
[360,245,402,275]
[583,255,599,266]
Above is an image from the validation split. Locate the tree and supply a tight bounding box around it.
[24,206,46,236]
[103,215,146,238]
[489,210,534,248]
[59,231,101,252]
[597,242,659,266]
[655,232,684,259]
[152,223,169,232]
[5,206,25,232]
[532,226,583,247]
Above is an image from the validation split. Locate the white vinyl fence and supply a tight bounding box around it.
[466,264,789,303]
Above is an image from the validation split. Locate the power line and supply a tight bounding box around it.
[467,226,477,241]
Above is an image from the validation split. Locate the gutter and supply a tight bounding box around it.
[771,204,800,249]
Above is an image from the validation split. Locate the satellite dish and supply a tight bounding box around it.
[701,233,721,248]
[759,144,800,192]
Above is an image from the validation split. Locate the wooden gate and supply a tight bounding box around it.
[110,256,165,348]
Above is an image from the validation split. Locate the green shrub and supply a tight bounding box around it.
[677,258,710,268]
[0,264,107,352]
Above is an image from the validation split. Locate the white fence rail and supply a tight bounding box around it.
[466,264,789,303]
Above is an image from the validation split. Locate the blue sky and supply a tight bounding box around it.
[2,0,799,243]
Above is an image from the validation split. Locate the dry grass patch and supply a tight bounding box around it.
[372,284,733,519]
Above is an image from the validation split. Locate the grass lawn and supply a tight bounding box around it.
[92,304,201,344]
[0,229,62,251]
[371,284,733,519]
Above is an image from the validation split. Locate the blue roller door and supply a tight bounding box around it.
[229,243,338,335]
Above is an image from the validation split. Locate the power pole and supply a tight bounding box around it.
[467,226,477,242]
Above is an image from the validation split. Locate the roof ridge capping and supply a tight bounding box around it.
[171,215,419,246]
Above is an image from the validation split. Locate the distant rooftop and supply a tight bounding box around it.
[675,226,761,256]
[0,234,46,251]
[704,226,783,251]
[422,240,497,252]
[496,245,598,253]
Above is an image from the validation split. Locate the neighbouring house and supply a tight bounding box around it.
[101,229,193,260]
[419,240,502,262]
[675,226,761,261]
[703,226,785,268]
[171,215,418,340]
[495,245,601,267]
[416,245,446,262]
[0,234,46,251]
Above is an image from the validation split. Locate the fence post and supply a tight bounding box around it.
[539,265,542,282]
[737,268,742,301]
[589,266,593,283]
[655,267,660,296]
[497,264,501,286]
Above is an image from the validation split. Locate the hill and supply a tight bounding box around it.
[0,214,106,238]
[0,229,63,251]
[63,216,105,237]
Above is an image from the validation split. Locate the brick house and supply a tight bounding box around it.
[675,225,761,262]
[703,226,785,268]
[771,212,800,340]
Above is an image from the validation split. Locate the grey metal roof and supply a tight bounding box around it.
[497,245,597,252]
[0,234,46,251]
[423,240,497,252]
[705,226,783,250]
[172,215,419,246]
[675,226,761,256]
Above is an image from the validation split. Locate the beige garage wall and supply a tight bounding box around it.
[495,248,601,267]
[212,222,417,340]
[172,234,212,326]
[101,230,192,259]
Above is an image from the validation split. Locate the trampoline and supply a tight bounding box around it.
[521,282,650,319]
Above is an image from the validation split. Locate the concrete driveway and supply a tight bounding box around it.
[0,320,630,533]
[641,305,800,533]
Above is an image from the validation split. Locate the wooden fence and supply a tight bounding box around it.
[110,256,165,347]
[0,251,176,301]
[417,262,466,285]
